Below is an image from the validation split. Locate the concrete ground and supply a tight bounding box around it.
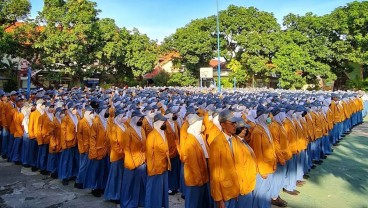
[0,117,367,208]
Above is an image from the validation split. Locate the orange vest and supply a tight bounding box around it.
[60,114,78,149]
[89,116,109,160]
[13,110,24,138]
[178,133,209,187]
[77,118,91,154]
[269,121,292,164]
[38,113,55,145]
[124,125,147,170]
[146,129,171,176]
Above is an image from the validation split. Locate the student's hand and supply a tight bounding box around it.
[216,200,226,208]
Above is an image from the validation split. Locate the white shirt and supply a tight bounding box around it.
[195,134,209,159]
[223,132,233,153]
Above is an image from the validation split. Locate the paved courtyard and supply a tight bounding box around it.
[0,117,367,208]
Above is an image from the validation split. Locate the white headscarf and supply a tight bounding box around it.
[153,120,166,142]
[67,109,78,129]
[114,114,128,132]
[98,108,107,130]
[36,103,45,115]
[145,110,155,128]
[21,105,32,134]
[130,116,142,139]
[187,119,208,158]
[256,114,272,142]
[84,110,94,126]
[247,109,257,123]
[213,114,221,130]
[45,107,54,122]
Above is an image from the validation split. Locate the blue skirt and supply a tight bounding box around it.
[10,137,23,162]
[237,192,253,208]
[180,162,187,196]
[284,155,297,191]
[22,133,31,165]
[120,164,147,208]
[37,144,49,171]
[168,156,180,191]
[253,174,272,208]
[270,163,287,199]
[145,171,169,208]
[76,153,89,186]
[104,159,124,201]
[1,128,9,157]
[47,153,61,174]
[28,139,38,167]
[7,134,14,161]
[84,156,109,190]
[58,146,78,180]
[185,183,211,208]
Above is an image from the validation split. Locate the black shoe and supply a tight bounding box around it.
[271,196,288,207]
[40,170,49,175]
[50,172,58,179]
[283,188,299,195]
[322,155,327,159]
[313,160,323,165]
[303,174,310,179]
[168,190,178,195]
[14,161,22,165]
[181,195,185,200]
[31,167,39,172]
[74,183,83,189]
[62,179,69,186]
[110,200,120,204]
[91,189,102,197]
[23,164,31,168]
[69,176,77,181]
[311,165,317,169]
[1,155,7,159]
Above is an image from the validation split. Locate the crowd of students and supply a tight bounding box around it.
[0,87,366,208]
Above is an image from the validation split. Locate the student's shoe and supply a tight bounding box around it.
[74,183,83,189]
[50,172,58,179]
[283,188,299,195]
[303,174,310,179]
[23,164,31,168]
[313,160,323,165]
[40,170,49,175]
[91,189,102,197]
[311,165,317,169]
[271,196,288,207]
[296,181,306,187]
[62,179,69,186]
[168,190,177,195]
[14,161,22,165]
[1,155,8,159]
[31,167,39,172]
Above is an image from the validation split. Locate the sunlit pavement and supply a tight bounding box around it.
[280,116,368,208]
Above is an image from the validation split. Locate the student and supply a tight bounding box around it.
[28,99,45,171]
[84,106,110,197]
[164,108,180,195]
[234,119,257,208]
[75,106,94,189]
[38,102,56,175]
[59,102,79,185]
[120,110,147,208]
[178,114,210,208]
[10,97,25,164]
[104,110,127,202]
[209,109,241,208]
[145,113,171,208]
[47,107,63,179]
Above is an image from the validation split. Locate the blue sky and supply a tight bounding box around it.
[30,0,360,42]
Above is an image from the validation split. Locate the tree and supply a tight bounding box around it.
[0,0,31,25]
[167,70,197,87]
[123,28,158,79]
[35,0,100,85]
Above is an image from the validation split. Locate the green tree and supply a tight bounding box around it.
[0,0,31,25]
[167,71,197,86]
[35,0,100,85]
